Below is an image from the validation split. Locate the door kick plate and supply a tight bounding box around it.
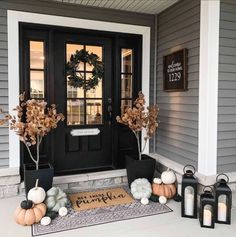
[70,128,100,136]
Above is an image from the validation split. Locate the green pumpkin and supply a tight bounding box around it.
[149,193,159,202]
[45,187,68,212]
[20,200,33,209]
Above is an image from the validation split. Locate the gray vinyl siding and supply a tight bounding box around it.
[0,0,155,169]
[0,8,8,168]
[217,0,236,173]
[155,0,200,168]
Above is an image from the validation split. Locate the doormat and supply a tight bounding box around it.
[32,186,172,236]
[69,187,134,211]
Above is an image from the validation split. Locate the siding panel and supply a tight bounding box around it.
[155,0,200,168]
[218,0,236,173]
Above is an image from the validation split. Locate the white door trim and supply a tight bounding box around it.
[198,0,220,175]
[7,10,151,170]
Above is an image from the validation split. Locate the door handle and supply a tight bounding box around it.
[107,98,112,125]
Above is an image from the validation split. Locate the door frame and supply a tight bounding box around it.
[7,10,151,171]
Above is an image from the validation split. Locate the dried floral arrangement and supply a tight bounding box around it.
[116,92,159,160]
[0,93,64,170]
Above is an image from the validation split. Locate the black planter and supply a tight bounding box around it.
[24,163,54,195]
[125,154,156,187]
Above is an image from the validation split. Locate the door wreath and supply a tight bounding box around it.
[66,49,104,91]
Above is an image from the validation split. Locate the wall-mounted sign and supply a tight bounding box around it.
[70,128,100,136]
[163,48,188,91]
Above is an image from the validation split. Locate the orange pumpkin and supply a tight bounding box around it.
[152,183,176,199]
[14,203,46,226]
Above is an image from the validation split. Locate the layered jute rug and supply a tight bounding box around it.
[32,186,172,236]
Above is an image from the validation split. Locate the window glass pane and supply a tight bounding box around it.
[86,100,102,124]
[66,44,84,71]
[121,48,132,73]
[85,45,103,71]
[30,41,44,69]
[121,74,132,98]
[30,71,44,98]
[86,73,102,98]
[67,99,84,125]
[121,100,132,115]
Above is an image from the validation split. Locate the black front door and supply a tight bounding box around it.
[20,24,142,176]
[54,32,113,174]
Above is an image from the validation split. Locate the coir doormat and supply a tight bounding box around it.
[69,187,134,211]
[32,186,172,236]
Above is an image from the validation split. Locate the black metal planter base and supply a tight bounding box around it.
[125,155,156,187]
[24,163,54,195]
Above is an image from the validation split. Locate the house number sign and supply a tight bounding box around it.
[163,48,188,91]
[71,128,100,136]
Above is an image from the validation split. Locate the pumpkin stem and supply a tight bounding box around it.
[35,179,39,189]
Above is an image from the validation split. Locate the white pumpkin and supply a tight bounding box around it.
[27,179,46,204]
[153,178,162,184]
[159,196,167,204]
[45,187,68,212]
[161,168,176,184]
[59,207,68,217]
[40,216,51,226]
[131,178,152,200]
[141,198,149,205]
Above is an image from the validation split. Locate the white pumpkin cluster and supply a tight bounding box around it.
[131,178,152,200]
[161,169,176,184]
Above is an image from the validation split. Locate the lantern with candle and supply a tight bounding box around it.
[214,173,232,224]
[199,186,215,228]
[181,165,198,218]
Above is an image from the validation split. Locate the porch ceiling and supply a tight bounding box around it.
[43,0,179,14]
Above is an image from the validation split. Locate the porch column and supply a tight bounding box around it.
[198,0,220,175]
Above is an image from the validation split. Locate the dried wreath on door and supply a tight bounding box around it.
[66,49,104,91]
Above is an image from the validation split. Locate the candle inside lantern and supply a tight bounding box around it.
[218,202,227,222]
[184,193,194,216]
[203,209,212,226]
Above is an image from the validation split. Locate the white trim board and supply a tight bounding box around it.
[7,10,151,172]
[198,0,220,175]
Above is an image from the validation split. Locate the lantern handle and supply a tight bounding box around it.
[183,165,196,175]
[203,186,214,193]
[216,173,229,183]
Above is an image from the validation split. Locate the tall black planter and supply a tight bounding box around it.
[24,163,54,195]
[126,154,156,187]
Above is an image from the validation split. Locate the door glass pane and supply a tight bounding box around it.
[121,74,132,98]
[121,48,132,73]
[121,100,132,115]
[30,41,44,69]
[67,74,84,98]
[85,45,103,71]
[30,71,44,98]
[67,99,85,125]
[86,72,102,98]
[86,100,102,124]
[66,44,84,71]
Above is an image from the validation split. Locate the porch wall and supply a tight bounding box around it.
[217,0,236,172]
[0,9,8,169]
[0,0,155,170]
[154,0,200,168]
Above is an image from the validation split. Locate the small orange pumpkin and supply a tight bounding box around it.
[14,202,46,226]
[152,183,176,199]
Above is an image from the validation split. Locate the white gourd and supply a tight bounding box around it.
[131,178,152,200]
[153,178,162,184]
[45,187,68,212]
[159,196,167,204]
[40,216,51,226]
[161,168,176,184]
[59,207,68,217]
[141,198,149,205]
[27,179,46,204]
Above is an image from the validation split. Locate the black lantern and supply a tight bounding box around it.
[214,173,232,224]
[199,186,215,228]
[181,165,198,218]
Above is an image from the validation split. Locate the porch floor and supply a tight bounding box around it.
[1,193,235,237]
